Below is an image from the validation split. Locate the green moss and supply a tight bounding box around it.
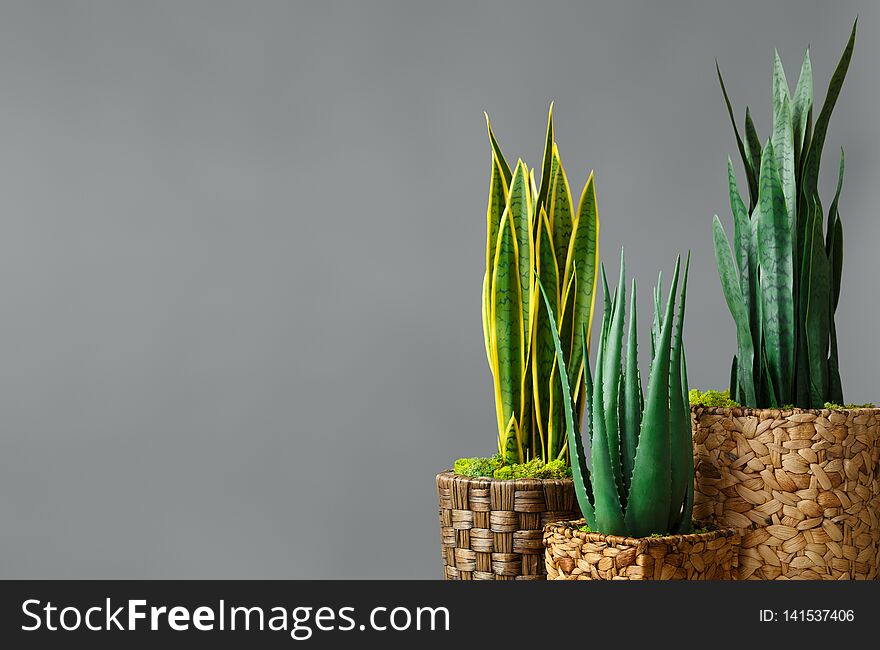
[453,455,571,479]
[580,523,710,536]
[689,388,739,408]
[824,402,876,410]
[687,389,877,411]
[492,458,571,480]
[453,454,504,477]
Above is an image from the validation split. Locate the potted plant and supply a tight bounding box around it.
[437,105,599,580]
[543,252,740,580]
[696,20,880,579]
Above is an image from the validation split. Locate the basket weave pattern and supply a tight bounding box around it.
[436,471,578,580]
[544,520,739,580]
[693,407,880,580]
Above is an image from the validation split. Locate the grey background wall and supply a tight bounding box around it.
[0,0,875,578]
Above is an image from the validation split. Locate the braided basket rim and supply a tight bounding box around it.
[691,405,880,417]
[437,469,574,488]
[545,519,739,547]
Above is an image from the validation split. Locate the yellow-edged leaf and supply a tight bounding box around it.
[507,161,534,374]
[564,172,600,394]
[491,208,524,462]
[532,207,560,455]
[548,144,574,292]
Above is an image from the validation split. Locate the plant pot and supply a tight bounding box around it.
[543,520,739,580]
[436,470,579,580]
[692,406,880,580]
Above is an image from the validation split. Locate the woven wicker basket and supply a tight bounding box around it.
[436,470,578,580]
[544,519,740,580]
[692,406,880,580]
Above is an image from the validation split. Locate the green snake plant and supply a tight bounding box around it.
[713,20,856,408]
[483,105,599,466]
[540,251,693,537]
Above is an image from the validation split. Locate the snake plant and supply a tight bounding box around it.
[713,20,856,408]
[483,105,599,465]
[540,251,693,536]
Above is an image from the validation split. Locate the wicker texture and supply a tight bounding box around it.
[693,406,880,580]
[436,471,578,580]
[544,520,739,580]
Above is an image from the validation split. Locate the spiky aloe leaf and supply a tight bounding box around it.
[756,140,795,403]
[805,203,831,407]
[538,278,596,526]
[491,210,523,463]
[772,51,796,228]
[667,253,690,532]
[588,291,626,534]
[484,112,512,188]
[651,272,662,357]
[602,250,627,499]
[791,49,813,164]
[716,61,757,206]
[621,278,640,493]
[533,208,560,455]
[548,145,574,281]
[551,270,577,460]
[713,215,757,405]
[625,258,680,537]
[536,103,554,213]
[600,265,611,333]
[577,338,597,525]
[680,345,689,411]
[564,173,599,396]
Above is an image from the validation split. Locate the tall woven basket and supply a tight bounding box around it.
[436,471,579,580]
[693,406,880,579]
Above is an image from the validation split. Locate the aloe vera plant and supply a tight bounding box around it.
[540,251,693,536]
[483,105,599,465]
[713,20,856,408]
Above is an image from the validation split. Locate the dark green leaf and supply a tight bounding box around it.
[802,19,857,197]
[622,278,641,493]
[805,204,831,406]
[626,258,679,537]
[756,140,795,403]
[716,61,757,206]
[713,216,757,405]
